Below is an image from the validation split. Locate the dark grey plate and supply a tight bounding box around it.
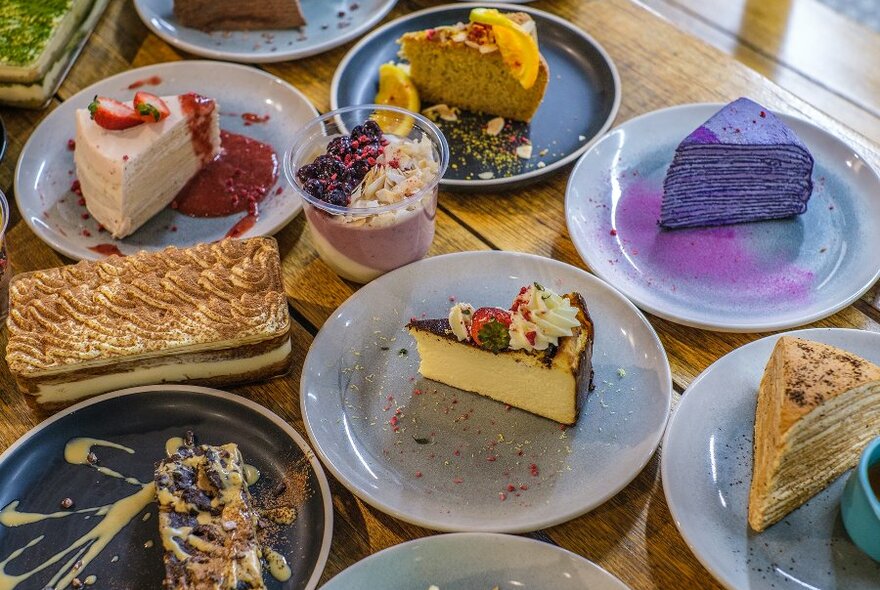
[331,2,620,190]
[0,386,332,590]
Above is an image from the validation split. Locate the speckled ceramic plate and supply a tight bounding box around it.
[331,3,620,190]
[662,328,880,590]
[565,103,880,332]
[320,533,631,589]
[15,61,317,260]
[301,251,671,533]
[133,0,397,62]
[0,385,333,590]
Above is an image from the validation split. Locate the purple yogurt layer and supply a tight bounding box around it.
[660,97,815,229]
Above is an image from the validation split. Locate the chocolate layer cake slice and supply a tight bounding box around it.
[5,237,293,411]
[155,443,265,589]
[173,0,305,31]
[660,97,814,229]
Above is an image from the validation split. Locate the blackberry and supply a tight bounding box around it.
[304,178,324,198]
[327,188,348,207]
[327,136,351,157]
[362,120,382,137]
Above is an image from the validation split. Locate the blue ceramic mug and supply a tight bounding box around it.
[841,436,880,561]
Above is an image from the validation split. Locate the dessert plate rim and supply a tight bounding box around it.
[131,0,399,63]
[661,327,880,590]
[14,60,318,261]
[564,102,880,333]
[319,532,632,589]
[300,250,673,533]
[329,1,622,190]
[0,384,334,590]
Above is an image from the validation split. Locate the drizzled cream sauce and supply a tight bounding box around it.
[0,438,153,590]
[264,547,291,582]
[0,436,285,588]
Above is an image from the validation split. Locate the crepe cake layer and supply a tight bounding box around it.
[173,0,306,31]
[748,336,880,532]
[155,442,265,589]
[660,97,815,229]
[5,237,292,411]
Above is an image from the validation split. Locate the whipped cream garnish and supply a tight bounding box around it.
[508,283,580,351]
[448,303,475,341]
[349,135,439,208]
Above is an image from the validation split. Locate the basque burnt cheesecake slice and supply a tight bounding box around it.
[407,284,594,424]
[748,336,880,532]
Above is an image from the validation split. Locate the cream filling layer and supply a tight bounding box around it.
[33,338,291,405]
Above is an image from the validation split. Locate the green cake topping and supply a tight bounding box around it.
[0,0,74,67]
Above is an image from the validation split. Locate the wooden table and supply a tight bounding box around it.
[2,1,880,588]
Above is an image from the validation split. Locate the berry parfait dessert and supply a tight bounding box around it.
[285,105,448,283]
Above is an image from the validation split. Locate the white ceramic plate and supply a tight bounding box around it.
[133,0,397,62]
[565,104,880,332]
[301,251,672,532]
[15,61,317,260]
[320,533,631,589]
[662,328,880,590]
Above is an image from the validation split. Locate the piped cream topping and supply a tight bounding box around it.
[448,303,475,341]
[509,284,580,351]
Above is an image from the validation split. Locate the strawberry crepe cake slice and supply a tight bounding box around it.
[74,91,221,238]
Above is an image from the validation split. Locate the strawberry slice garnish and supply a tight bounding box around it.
[470,307,512,353]
[133,92,170,123]
[88,96,144,130]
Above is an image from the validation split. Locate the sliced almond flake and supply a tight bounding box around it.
[578,135,587,141]
[478,44,498,54]
[451,31,468,42]
[421,104,459,122]
[478,171,495,180]
[538,148,548,156]
[464,40,480,50]
[516,144,533,159]
[537,161,546,168]
[485,117,505,136]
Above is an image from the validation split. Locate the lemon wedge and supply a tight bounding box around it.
[372,63,420,135]
[469,8,540,90]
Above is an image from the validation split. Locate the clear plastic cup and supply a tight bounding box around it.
[0,189,10,320]
[284,105,449,283]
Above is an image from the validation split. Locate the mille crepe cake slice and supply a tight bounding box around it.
[398,9,549,122]
[174,0,305,31]
[660,98,814,229]
[5,237,292,411]
[408,284,593,424]
[748,336,880,532]
[155,442,265,589]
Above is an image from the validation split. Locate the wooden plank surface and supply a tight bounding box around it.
[0,0,879,588]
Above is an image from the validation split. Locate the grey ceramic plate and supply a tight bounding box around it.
[15,61,317,260]
[301,251,672,532]
[320,533,631,589]
[662,328,880,590]
[331,3,620,190]
[565,104,880,333]
[0,385,333,590]
[133,0,397,62]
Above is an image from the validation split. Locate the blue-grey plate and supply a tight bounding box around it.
[320,533,631,589]
[301,251,671,533]
[0,385,333,590]
[14,61,317,260]
[331,3,620,190]
[133,0,397,63]
[662,328,880,590]
[565,103,880,332]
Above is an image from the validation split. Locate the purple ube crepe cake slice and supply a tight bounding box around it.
[660,97,815,229]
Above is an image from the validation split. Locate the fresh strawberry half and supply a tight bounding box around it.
[470,307,512,353]
[133,92,170,123]
[88,96,144,130]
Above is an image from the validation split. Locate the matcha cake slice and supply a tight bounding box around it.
[0,0,95,83]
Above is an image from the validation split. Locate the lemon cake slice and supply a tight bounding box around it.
[398,9,549,122]
[748,336,880,531]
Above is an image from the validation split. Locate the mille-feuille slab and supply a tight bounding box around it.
[5,237,292,411]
